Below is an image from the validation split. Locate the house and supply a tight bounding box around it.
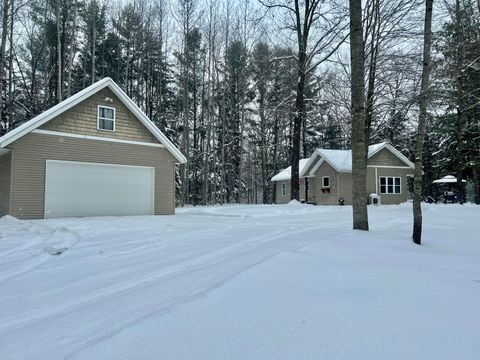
[0,78,186,219]
[271,142,414,205]
[271,158,311,203]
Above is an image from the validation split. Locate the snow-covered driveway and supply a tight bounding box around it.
[0,204,479,359]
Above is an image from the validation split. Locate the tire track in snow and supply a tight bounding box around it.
[63,222,351,360]
[0,221,349,339]
[0,225,296,334]
[60,223,352,360]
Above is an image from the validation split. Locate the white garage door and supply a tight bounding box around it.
[45,160,154,218]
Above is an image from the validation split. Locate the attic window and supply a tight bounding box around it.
[97,106,116,131]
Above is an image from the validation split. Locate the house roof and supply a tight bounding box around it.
[0,78,187,164]
[299,142,414,177]
[271,158,310,182]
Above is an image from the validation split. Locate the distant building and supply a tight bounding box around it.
[271,142,414,205]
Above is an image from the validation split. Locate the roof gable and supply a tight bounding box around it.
[0,78,187,164]
[367,143,414,168]
[367,147,408,167]
[40,87,159,144]
[299,142,414,177]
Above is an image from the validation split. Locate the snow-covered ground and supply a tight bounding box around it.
[0,203,479,360]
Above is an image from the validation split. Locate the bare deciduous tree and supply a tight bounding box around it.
[412,0,433,245]
[259,0,348,201]
[350,0,369,230]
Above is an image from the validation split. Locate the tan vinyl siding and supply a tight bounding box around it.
[365,166,376,196]
[275,181,289,204]
[338,172,353,205]
[368,148,407,167]
[274,179,308,204]
[374,167,413,204]
[313,162,339,205]
[337,167,412,205]
[305,177,315,203]
[0,152,11,216]
[9,133,176,219]
[41,88,158,144]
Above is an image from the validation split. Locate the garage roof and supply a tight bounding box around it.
[0,78,187,164]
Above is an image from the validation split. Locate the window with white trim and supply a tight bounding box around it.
[97,106,116,131]
[379,176,401,194]
[322,176,330,188]
[281,182,287,196]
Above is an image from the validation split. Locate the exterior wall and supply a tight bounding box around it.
[41,88,158,144]
[336,167,413,205]
[338,172,353,205]
[305,177,315,203]
[368,148,406,167]
[8,133,176,219]
[370,167,413,204]
[313,162,339,205]
[274,179,308,204]
[366,167,377,196]
[0,152,11,216]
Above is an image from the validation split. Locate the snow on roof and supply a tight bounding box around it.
[0,78,187,164]
[299,142,413,176]
[271,158,310,181]
[433,175,467,183]
[313,143,388,173]
[367,142,387,156]
[316,149,352,172]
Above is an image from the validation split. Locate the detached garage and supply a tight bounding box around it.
[0,78,186,219]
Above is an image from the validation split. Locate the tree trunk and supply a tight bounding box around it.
[272,112,279,204]
[91,0,96,84]
[259,75,268,204]
[181,3,191,206]
[412,0,434,245]
[7,0,13,113]
[202,3,214,205]
[66,0,78,97]
[0,0,9,121]
[349,0,369,230]
[56,0,62,103]
[473,165,480,205]
[290,0,308,202]
[291,70,305,201]
[455,0,465,204]
[365,0,380,149]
